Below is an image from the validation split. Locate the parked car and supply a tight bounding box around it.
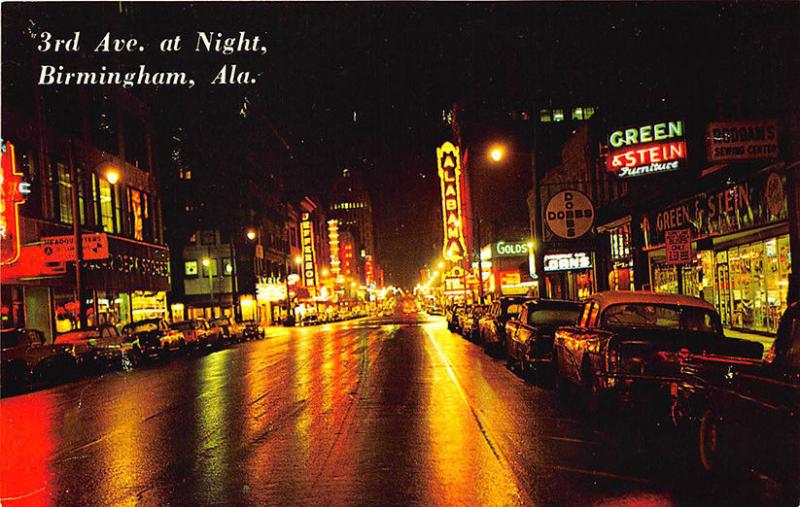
[121,318,184,357]
[446,305,463,332]
[671,301,798,486]
[553,291,764,415]
[461,305,487,341]
[301,314,320,326]
[239,320,264,340]
[169,319,223,349]
[506,299,583,380]
[1,328,79,390]
[213,316,244,342]
[479,296,529,356]
[56,324,144,370]
[455,305,474,335]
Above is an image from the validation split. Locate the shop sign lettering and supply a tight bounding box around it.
[706,120,779,162]
[545,190,594,239]
[607,120,686,178]
[493,241,530,257]
[544,252,592,272]
[300,213,317,292]
[665,229,692,265]
[642,171,788,249]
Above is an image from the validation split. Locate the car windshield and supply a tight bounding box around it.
[602,304,721,333]
[504,303,522,317]
[528,306,581,327]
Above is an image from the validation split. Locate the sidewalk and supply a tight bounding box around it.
[724,328,775,358]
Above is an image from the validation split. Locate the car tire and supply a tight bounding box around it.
[698,408,725,475]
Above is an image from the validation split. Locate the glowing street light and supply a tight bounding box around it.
[202,257,210,267]
[106,168,120,185]
[437,261,445,269]
[488,145,505,163]
[246,229,257,241]
[294,256,303,265]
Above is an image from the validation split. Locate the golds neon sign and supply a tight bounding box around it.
[437,141,466,262]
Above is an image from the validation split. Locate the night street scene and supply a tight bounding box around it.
[1,1,799,505]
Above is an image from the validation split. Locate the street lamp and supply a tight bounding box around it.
[105,168,120,185]
[488,144,506,163]
[294,256,303,266]
[202,257,215,318]
[246,229,257,241]
[229,227,257,321]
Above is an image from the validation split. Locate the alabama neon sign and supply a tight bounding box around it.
[436,141,466,262]
[607,120,687,178]
[1,142,31,265]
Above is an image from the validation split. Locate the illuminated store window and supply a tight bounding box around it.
[571,108,584,120]
[552,109,565,122]
[539,109,551,123]
[97,176,115,233]
[185,260,198,277]
[56,162,73,224]
[583,107,596,119]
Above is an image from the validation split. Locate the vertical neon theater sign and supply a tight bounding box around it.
[1,142,30,265]
[300,212,318,295]
[437,141,466,262]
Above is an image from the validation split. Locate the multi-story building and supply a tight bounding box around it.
[2,78,169,338]
[327,167,376,270]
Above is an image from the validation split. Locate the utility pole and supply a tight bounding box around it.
[68,140,86,328]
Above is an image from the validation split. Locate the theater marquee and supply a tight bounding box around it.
[437,141,467,262]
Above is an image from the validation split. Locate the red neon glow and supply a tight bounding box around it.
[1,142,28,265]
[607,141,686,171]
[1,394,55,504]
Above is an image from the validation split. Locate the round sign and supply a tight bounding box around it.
[544,190,594,239]
[765,172,784,217]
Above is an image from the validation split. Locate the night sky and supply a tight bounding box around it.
[3,2,798,286]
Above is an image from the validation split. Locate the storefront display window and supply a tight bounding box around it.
[722,234,791,333]
[131,291,167,321]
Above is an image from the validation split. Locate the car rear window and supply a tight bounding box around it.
[504,303,522,317]
[171,321,195,331]
[0,330,23,348]
[528,307,581,326]
[602,304,721,333]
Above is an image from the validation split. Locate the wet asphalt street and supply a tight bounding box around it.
[1,314,791,506]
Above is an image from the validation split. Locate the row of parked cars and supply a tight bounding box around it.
[446,291,799,492]
[1,316,265,394]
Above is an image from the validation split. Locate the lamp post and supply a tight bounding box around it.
[202,257,214,318]
[228,228,257,321]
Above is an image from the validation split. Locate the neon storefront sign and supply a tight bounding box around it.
[300,212,318,293]
[1,142,31,265]
[607,121,686,178]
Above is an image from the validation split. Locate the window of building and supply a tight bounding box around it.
[539,109,552,123]
[127,187,145,240]
[185,260,198,277]
[123,113,148,171]
[89,92,118,154]
[222,257,233,276]
[201,258,218,277]
[571,108,584,120]
[552,109,565,122]
[94,174,117,233]
[189,233,198,244]
[16,145,43,219]
[55,162,73,224]
[583,107,596,119]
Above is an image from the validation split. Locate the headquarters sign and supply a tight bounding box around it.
[437,141,466,262]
